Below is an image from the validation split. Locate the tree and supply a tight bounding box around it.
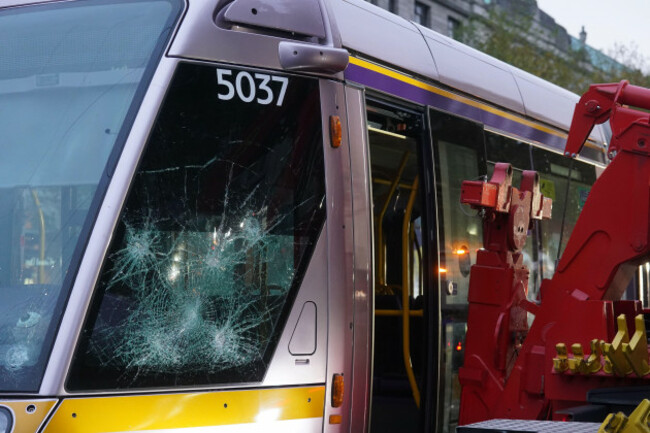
[456,8,650,94]
[602,42,650,88]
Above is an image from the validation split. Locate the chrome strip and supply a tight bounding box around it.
[345,85,373,433]
[319,79,355,432]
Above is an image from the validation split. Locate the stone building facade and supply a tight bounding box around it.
[368,0,480,39]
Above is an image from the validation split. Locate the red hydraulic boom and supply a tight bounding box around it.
[459,81,650,423]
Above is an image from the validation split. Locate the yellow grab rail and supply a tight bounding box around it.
[376,152,410,289]
[373,178,417,190]
[375,309,423,317]
[402,176,420,408]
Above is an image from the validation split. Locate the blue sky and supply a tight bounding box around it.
[536,0,650,72]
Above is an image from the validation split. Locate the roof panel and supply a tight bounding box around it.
[330,0,438,81]
[419,26,526,115]
[511,68,577,131]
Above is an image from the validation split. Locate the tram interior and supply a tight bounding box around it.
[367,100,424,433]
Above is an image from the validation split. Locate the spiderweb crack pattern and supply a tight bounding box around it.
[93,166,296,375]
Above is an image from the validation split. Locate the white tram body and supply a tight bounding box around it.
[0,0,608,432]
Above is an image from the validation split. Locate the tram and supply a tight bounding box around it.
[0,0,610,432]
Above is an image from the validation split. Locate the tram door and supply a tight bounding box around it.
[432,111,487,433]
[366,98,434,433]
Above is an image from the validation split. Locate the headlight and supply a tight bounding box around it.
[0,407,12,433]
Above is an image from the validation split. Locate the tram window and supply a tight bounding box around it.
[532,148,596,284]
[486,132,531,172]
[434,114,486,308]
[431,109,486,433]
[67,63,325,390]
[0,0,181,393]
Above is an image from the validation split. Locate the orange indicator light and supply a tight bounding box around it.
[331,373,344,408]
[456,342,463,352]
[329,414,342,424]
[330,116,342,148]
[438,268,447,274]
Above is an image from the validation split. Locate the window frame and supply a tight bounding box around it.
[66,61,328,391]
[414,1,430,27]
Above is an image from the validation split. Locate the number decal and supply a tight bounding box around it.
[216,68,290,106]
[255,73,273,105]
[271,76,289,106]
[216,69,235,101]
[271,77,289,107]
[236,71,256,103]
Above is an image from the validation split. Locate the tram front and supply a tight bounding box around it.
[0,0,353,432]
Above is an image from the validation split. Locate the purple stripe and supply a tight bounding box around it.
[345,63,566,151]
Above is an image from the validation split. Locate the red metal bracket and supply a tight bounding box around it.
[458,163,551,424]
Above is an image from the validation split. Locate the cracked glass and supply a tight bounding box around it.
[0,0,181,392]
[67,63,326,390]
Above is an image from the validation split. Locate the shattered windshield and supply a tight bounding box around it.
[0,0,181,392]
[67,63,326,390]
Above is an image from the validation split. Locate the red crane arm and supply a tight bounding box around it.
[459,81,650,424]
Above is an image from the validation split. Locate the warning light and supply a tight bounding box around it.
[330,116,342,148]
[438,268,447,274]
[455,342,462,352]
[453,245,469,255]
[331,374,344,408]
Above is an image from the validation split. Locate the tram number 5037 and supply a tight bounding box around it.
[216,68,289,106]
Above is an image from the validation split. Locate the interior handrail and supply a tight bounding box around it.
[402,175,420,408]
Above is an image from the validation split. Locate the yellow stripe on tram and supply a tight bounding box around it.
[348,57,605,151]
[43,386,325,433]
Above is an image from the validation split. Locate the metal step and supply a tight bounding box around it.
[456,419,602,433]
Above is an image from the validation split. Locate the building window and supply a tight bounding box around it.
[414,2,429,26]
[447,16,461,38]
[389,0,397,13]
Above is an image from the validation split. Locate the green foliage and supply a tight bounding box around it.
[456,9,650,94]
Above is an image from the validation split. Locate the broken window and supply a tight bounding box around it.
[68,63,326,390]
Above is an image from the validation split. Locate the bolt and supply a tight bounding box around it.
[639,139,646,148]
[585,100,600,113]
